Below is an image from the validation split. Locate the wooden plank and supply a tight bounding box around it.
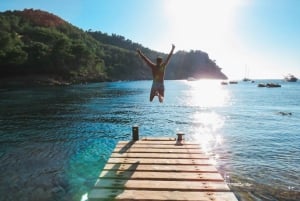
[113,147,203,153]
[118,140,199,145]
[89,189,238,201]
[94,179,231,191]
[107,157,213,165]
[103,164,219,173]
[99,170,224,181]
[142,137,177,141]
[110,152,209,159]
[116,144,201,149]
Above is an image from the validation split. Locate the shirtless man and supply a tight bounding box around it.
[137,44,175,103]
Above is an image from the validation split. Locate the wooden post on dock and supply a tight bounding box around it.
[176,132,185,142]
[132,125,139,141]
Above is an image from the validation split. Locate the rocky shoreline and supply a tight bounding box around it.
[0,76,69,88]
[0,75,111,88]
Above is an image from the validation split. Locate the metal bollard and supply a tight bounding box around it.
[176,132,185,143]
[132,125,139,141]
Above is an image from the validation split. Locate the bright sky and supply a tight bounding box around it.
[1,0,300,79]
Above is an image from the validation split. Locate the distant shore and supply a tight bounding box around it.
[0,76,70,88]
[0,75,110,88]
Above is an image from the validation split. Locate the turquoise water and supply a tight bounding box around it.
[0,80,299,201]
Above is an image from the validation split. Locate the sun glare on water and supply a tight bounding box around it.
[181,80,229,163]
[190,111,225,156]
[184,79,230,107]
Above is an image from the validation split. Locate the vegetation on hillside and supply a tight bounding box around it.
[0,9,227,85]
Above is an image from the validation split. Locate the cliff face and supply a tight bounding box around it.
[166,50,227,80]
[0,9,227,86]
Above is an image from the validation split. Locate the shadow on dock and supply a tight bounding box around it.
[118,141,136,154]
[90,161,139,200]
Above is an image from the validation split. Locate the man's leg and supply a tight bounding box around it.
[150,89,156,102]
[158,94,164,103]
[158,88,164,103]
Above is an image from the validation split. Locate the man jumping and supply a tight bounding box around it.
[137,44,175,103]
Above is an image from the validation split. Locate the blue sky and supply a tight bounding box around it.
[1,0,300,79]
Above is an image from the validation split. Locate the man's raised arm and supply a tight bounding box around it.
[164,44,175,65]
[137,49,155,68]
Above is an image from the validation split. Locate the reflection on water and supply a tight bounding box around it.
[186,80,227,167]
[0,80,300,201]
[190,111,225,168]
[184,80,230,107]
[191,112,224,153]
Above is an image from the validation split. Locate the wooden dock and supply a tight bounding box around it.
[89,134,238,201]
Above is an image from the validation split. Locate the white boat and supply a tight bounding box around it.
[284,74,298,82]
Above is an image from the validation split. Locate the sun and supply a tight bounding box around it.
[163,0,241,50]
[160,0,253,79]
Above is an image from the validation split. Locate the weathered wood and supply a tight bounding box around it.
[111,152,209,159]
[89,189,238,201]
[141,137,177,141]
[94,179,231,191]
[118,140,200,145]
[114,147,203,153]
[116,144,201,149]
[89,138,238,201]
[132,126,139,141]
[107,157,213,165]
[102,164,219,173]
[99,170,224,181]
[119,139,176,143]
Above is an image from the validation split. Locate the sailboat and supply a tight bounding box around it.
[243,65,251,81]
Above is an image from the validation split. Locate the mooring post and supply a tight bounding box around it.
[132,125,139,141]
[176,132,185,144]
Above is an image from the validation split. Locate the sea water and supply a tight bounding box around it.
[0,80,299,201]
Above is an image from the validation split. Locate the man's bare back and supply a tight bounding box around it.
[137,44,175,102]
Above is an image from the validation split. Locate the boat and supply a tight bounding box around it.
[242,77,251,82]
[243,65,251,82]
[187,77,197,81]
[257,83,266,87]
[229,81,238,84]
[266,83,281,88]
[257,83,281,88]
[284,74,298,82]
